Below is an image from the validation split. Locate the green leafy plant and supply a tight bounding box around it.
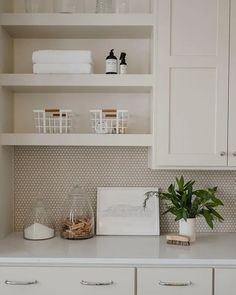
[144,176,224,229]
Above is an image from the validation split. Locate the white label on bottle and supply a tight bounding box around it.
[106,60,117,73]
[120,64,127,74]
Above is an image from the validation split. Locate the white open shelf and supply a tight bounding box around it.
[0,13,154,39]
[0,74,153,93]
[0,133,153,146]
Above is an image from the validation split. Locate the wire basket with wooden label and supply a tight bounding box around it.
[90,109,128,134]
[33,109,73,134]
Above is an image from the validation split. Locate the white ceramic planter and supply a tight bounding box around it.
[179,218,196,242]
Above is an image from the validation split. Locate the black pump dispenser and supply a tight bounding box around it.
[120,52,127,65]
[106,49,118,74]
[107,49,117,60]
[119,52,127,74]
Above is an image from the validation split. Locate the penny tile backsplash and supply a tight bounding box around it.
[14,146,236,233]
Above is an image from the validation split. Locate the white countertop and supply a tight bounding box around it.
[0,233,236,267]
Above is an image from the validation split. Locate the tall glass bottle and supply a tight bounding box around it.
[61,184,95,240]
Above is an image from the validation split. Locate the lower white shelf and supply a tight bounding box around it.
[0,133,153,147]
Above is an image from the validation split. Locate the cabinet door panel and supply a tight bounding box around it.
[169,68,217,155]
[171,0,218,56]
[228,0,236,166]
[215,269,236,295]
[155,0,230,167]
[137,268,212,295]
[0,267,134,295]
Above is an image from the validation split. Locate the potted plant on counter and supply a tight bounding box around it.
[144,176,224,242]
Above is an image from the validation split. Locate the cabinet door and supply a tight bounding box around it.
[0,267,134,295]
[155,0,230,167]
[137,268,212,295]
[215,268,236,295]
[228,0,236,166]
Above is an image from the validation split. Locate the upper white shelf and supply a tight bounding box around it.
[0,13,154,39]
[0,74,153,93]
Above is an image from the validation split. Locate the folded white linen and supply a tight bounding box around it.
[32,50,93,64]
[33,63,93,74]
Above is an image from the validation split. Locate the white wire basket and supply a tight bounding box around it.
[33,109,73,134]
[90,109,128,134]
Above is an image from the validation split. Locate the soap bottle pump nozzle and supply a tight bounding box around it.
[120,52,127,64]
[107,49,117,60]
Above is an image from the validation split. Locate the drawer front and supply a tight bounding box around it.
[137,268,212,295]
[215,269,236,295]
[0,267,134,295]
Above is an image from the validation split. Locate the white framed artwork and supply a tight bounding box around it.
[96,187,160,235]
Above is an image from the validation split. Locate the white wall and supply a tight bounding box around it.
[0,0,13,12]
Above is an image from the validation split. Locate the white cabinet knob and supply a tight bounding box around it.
[233,152,236,157]
[220,152,226,156]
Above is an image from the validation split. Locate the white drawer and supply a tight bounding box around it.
[215,268,236,295]
[137,268,212,295]
[0,267,135,295]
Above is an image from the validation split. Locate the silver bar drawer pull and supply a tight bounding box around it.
[159,280,192,287]
[81,280,114,286]
[5,280,38,286]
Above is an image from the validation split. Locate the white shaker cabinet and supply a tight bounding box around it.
[154,0,230,167]
[228,0,236,166]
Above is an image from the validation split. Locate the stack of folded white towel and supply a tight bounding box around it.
[32,50,93,74]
